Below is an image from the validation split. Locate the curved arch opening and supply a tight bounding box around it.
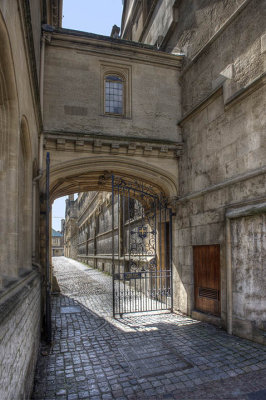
[42,155,178,204]
[47,156,174,315]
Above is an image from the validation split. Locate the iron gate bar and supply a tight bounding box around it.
[169,208,173,312]
[164,206,167,308]
[123,188,126,315]
[45,152,52,343]
[118,188,120,315]
[112,175,115,318]
[159,202,162,310]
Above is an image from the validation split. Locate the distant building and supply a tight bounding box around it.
[51,229,64,257]
[76,191,113,271]
[64,195,78,258]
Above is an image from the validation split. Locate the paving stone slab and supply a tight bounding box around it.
[32,257,266,400]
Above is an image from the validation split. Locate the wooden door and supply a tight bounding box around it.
[193,245,220,316]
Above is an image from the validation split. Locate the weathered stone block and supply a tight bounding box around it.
[0,275,41,400]
[181,265,193,285]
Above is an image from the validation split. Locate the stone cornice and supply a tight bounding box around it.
[0,270,40,324]
[44,27,183,69]
[178,72,266,125]
[49,0,63,27]
[175,166,266,204]
[44,131,183,159]
[224,72,266,109]
[121,0,140,39]
[177,86,223,126]
[226,201,266,219]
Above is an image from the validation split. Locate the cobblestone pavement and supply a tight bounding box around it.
[32,257,266,400]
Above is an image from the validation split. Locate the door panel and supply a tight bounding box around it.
[193,245,220,316]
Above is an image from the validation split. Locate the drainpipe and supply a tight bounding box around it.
[32,33,46,261]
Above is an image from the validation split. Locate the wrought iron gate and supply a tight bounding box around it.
[112,175,173,317]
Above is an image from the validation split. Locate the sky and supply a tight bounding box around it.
[52,1,123,231]
[62,0,123,36]
[52,196,67,231]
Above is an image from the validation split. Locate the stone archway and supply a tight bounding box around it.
[39,151,179,330]
[41,155,179,202]
[39,153,179,265]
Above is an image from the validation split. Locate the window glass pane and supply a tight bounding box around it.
[105,75,123,115]
[106,75,123,82]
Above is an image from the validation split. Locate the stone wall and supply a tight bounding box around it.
[167,0,266,342]
[43,29,182,143]
[142,0,177,46]
[0,0,43,395]
[70,233,78,260]
[64,196,78,258]
[231,213,266,343]
[178,1,265,114]
[29,0,42,80]
[173,174,266,327]
[77,193,119,274]
[0,273,41,400]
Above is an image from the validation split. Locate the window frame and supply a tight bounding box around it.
[100,63,132,119]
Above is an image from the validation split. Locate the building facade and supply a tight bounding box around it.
[64,194,78,259]
[52,228,64,256]
[0,2,62,399]
[0,0,265,398]
[120,0,266,343]
[63,0,266,345]
[76,192,114,271]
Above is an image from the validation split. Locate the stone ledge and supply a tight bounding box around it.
[233,318,266,345]
[44,131,183,159]
[178,72,266,125]
[191,310,223,328]
[45,27,184,70]
[0,270,40,325]
[175,165,266,204]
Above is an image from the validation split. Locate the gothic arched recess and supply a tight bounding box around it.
[18,116,33,273]
[0,11,20,281]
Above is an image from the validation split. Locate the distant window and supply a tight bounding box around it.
[105,75,124,115]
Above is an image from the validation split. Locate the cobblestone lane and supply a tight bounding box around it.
[32,257,266,400]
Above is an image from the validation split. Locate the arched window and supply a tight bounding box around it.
[104,74,124,115]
